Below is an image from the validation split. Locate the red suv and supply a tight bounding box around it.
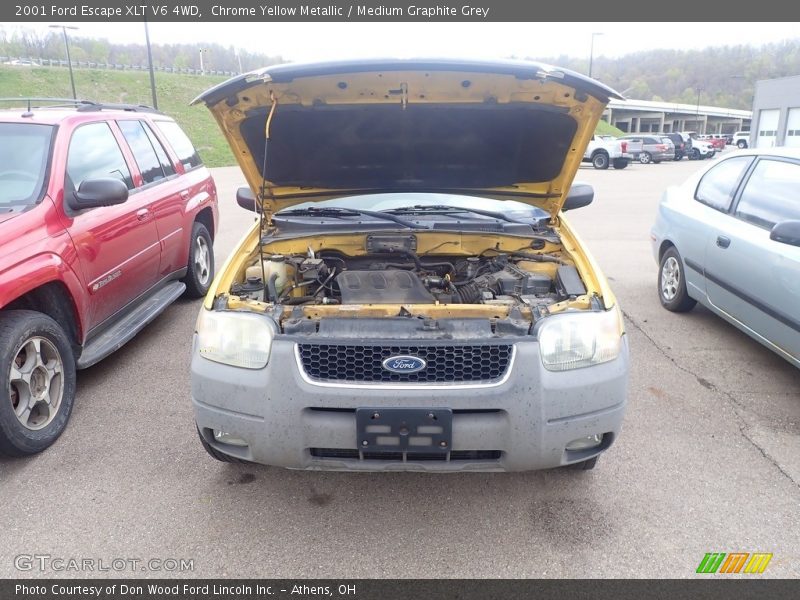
[0,100,218,456]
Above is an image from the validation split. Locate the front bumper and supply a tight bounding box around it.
[191,336,629,472]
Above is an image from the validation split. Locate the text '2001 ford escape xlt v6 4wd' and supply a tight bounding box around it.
[190,59,629,472]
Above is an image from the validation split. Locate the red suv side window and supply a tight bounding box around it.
[118,120,163,186]
[142,122,176,178]
[155,120,203,171]
[66,122,133,191]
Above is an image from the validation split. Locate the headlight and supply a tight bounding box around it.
[538,308,623,371]
[195,309,274,369]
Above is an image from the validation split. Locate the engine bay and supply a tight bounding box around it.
[228,233,590,319]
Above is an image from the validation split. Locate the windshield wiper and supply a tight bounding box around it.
[277,206,429,229]
[386,204,529,224]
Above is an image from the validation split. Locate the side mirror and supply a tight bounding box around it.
[770,220,800,247]
[236,186,260,212]
[562,183,594,212]
[67,178,128,210]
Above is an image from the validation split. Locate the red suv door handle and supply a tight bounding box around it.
[136,209,151,221]
[180,190,190,199]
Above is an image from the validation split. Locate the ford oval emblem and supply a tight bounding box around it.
[382,355,427,374]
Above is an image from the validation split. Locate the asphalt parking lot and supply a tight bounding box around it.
[1,150,798,579]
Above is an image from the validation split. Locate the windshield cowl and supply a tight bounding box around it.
[270,193,551,236]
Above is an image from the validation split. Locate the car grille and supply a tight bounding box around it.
[310,448,502,462]
[297,344,513,383]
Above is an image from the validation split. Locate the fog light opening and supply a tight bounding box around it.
[213,429,248,447]
[565,434,603,451]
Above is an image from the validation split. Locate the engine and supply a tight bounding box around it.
[231,237,587,311]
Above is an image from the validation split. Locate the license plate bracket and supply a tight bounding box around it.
[356,408,452,454]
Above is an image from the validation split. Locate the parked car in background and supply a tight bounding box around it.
[706,135,727,152]
[582,134,632,169]
[0,99,219,456]
[618,134,674,164]
[658,136,676,158]
[2,59,39,67]
[682,132,716,160]
[661,132,687,160]
[651,148,800,369]
[733,131,750,149]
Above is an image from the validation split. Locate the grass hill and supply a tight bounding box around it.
[595,120,625,137]
[0,65,233,167]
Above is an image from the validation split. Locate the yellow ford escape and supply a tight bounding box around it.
[190,59,629,471]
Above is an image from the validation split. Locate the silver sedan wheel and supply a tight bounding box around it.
[194,236,211,286]
[9,337,64,431]
[661,256,681,301]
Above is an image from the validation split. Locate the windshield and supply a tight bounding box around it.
[0,123,54,210]
[280,193,549,220]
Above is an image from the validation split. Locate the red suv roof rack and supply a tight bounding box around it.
[0,98,160,114]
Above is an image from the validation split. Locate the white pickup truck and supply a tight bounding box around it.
[583,134,632,169]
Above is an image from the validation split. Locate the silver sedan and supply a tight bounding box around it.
[650,148,800,368]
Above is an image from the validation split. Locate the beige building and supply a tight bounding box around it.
[604,98,751,134]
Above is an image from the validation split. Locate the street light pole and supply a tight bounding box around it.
[589,32,603,79]
[143,19,158,109]
[49,25,78,99]
[695,86,702,133]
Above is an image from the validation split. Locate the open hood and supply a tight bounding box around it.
[193,59,622,219]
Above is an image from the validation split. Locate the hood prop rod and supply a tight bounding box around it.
[259,91,278,302]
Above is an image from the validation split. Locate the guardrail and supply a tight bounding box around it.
[0,56,238,76]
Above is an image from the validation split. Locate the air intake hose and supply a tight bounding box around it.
[454,282,482,304]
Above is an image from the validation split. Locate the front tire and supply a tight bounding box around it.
[639,152,652,164]
[592,152,610,170]
[658,247,697,313]
[690,148,700,160]
[0,310,76,457]
[183,222,215,299]
[737,140,747,149]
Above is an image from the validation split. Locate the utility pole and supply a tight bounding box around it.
[695,86,703,133]
[49,25,78,99]
[199,48,206,74]
[235,49,243,74]
[143,19,158,109]
[589,32,603,79]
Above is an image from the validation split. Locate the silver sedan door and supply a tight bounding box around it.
[704,157,800,362]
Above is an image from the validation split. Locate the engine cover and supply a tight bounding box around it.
[336,270,436,304]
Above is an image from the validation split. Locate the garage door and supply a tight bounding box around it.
[756,109,779,148]
[785,108,800,147]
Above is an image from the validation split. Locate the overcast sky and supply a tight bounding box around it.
[12,22,800,62]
